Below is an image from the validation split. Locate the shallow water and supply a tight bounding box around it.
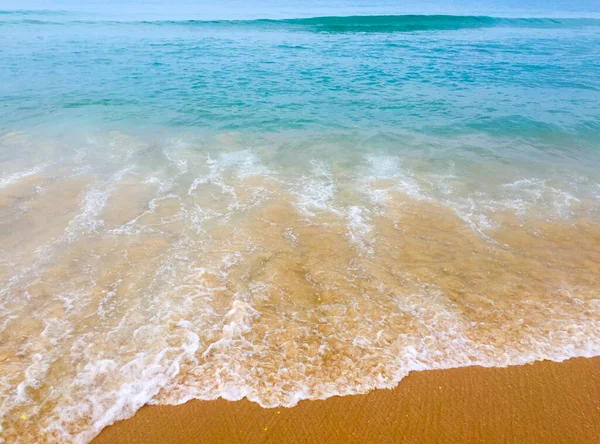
[1,2,600,443]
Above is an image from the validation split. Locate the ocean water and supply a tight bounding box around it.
[1,1,600,442]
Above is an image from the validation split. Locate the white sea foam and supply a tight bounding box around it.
[2,134,600,444]
[503,178,580,219]
[294,160,339,216]
[0,164,47,189]
[188,150,272,205]
[218,150,270,179]
[360,156,425,210]
[359,155,586,239]
[65,167,135,242]
[439,178,582,241]
[367,156,424,198]
[345,205,374,254]
[2,268,599,444]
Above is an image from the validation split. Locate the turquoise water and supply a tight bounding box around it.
[2,6,600,200]
[2,10,600,136]
[2,8,600,178]
[1,3,600,442]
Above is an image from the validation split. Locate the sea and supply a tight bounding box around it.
[1,1,600,442]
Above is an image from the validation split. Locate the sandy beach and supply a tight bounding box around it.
[3,4,600,442]
[94,357,600,443]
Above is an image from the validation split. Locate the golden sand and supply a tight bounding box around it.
[1,144,599,441]
[94,357,600,444]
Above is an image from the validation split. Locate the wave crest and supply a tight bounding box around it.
[2,14,599,32]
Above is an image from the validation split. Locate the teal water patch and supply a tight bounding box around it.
[0,10,599,189]
[274,15,600,32]
[1,14,599,135]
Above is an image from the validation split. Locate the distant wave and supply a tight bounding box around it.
[268,15,600,32]
[1,13,600,32]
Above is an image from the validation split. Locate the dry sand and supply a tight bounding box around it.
[94,357,600,444]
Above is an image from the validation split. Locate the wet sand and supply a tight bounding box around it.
[2,136,599,441]
[94,357,600,443]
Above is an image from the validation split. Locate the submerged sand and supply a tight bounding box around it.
[1,132,599,441]
[95,357,600,443]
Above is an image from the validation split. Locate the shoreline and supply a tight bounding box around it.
[94,356,600,443]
